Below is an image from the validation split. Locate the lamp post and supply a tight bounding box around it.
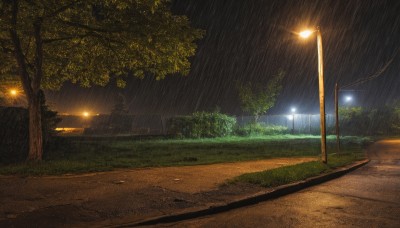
[291,107,296,134]
[299,27,327,163]
[335,83,340,153]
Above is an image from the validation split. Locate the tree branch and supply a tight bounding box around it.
[59,19,120,33]
[33,17,43,92]
[42,33,89,43]
[42,0,82,19]
[9,0,33,98]
[0,39,13,54]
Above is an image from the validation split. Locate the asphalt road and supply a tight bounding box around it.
[164,139,400,228]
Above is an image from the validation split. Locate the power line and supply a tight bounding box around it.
[341,47,400,89]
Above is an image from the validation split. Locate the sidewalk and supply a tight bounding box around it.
[0,157,315,227]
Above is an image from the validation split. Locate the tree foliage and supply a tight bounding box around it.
[167,111,237,138]
[339,105,400,135]
[109,93,131,132]
[0,0,204,89]
[237,70,285,122]
[0,0,204,160]
[111,93,128,115]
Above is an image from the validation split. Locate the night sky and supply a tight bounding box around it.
[47,0,400,116]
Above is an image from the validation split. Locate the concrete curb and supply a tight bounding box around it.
[115,159,370,227]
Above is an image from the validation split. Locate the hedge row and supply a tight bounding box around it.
[167,112,290,138]
[167,112,237,138]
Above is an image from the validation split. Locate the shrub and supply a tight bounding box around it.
[0,107,29,163]
[167,112,236,138]
[235,123,288,136]
[339,105,400,136]
[0,93,61,164]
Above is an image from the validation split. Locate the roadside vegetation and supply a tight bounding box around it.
[232,152,365,188]
[0,135,370,176]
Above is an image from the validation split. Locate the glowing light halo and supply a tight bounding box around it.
[299,30,314,38]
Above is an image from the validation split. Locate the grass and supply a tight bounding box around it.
[232,152,366,188]
[0,135,371,176]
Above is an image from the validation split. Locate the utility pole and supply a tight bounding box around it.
[317,28,327,163]
[335,82,341,153]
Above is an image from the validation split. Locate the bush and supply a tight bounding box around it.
[0,94,61,164]
[339,105,400,136]
[235,123,288,136]
[167,111,237,138]
[0,107,29,163]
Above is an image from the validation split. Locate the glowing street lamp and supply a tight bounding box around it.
[299,30,313,39]
[345,95,352,103]
[82,111,90,117]
[298,27,327,163]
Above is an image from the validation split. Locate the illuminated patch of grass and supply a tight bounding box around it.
[0,135,370,176]
[232,152,366,188]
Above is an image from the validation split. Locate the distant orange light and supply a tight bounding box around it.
[9,89,18,96]
[82,111,90,117]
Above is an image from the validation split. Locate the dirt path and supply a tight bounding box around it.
[0,157,315,227]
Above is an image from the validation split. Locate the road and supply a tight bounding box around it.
[164,139,400,228]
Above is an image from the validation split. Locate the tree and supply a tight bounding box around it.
[0,91,60,163]
[0,0,204,161]
[39,90,61,145]
[237,70,285,123]
[109,93,131,133]
[111,93,128,115]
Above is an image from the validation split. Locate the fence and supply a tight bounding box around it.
[57,113,336,135]
[237,114,336,134]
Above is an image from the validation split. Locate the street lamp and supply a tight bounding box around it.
[291,107,296,134]
[345,95,353,103]
[299,27,327,163]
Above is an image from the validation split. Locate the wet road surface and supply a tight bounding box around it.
[165,139,400,228]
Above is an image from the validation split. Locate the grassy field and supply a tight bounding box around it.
[232,152,366,188]
[0,135,371,176]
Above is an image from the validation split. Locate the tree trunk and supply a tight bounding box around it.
[254,115,259,123]
[9,1,44,161]
[26,18,44,161]
[27,93,43,161]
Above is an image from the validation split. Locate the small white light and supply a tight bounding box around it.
[345,96,352,102]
